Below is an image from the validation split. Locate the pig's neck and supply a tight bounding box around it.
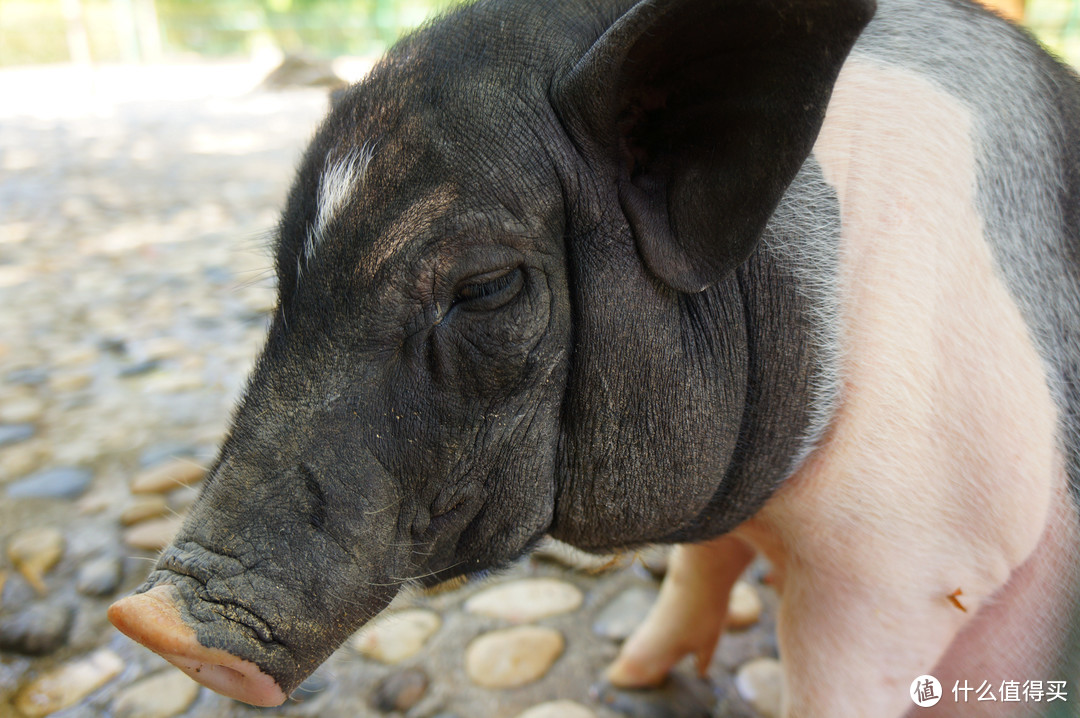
[654,156,847,545]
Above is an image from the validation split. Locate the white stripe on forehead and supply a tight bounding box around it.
[303,143,375,262]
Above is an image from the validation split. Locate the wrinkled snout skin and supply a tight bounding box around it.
[111,404,409,696]
[111,0,1080,713]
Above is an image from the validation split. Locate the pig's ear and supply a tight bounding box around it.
[553,0,874,292]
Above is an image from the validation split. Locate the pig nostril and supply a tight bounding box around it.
[184,660,250,684]
[214,664,244,681]
[108,588,288,707]
[164,649,287,707]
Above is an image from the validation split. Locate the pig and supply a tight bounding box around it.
[108,0,1080,715]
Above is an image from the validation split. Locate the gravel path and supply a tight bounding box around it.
[0,62,779,718]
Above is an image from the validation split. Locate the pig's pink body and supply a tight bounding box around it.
[609,60,1080,717]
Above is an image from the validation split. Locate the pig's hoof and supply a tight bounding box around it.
[590,672,716,718]
[108,586,287,707]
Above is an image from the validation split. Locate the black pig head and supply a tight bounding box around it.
[110,0,872,704]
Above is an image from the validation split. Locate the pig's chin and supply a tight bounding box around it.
[108,585,289,706]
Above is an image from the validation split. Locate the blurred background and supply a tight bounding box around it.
[0,0,1076,67]
[0,0,461,66]
[0,2,1078,718]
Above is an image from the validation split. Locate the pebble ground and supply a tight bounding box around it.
[0,62,780,718]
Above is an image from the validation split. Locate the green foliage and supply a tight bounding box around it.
[1028,0,1080,65]
[0,0,465,65]
[156,0,464,58]
[0,1,130,65]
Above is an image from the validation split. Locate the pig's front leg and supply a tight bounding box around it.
[764,550,966,718]
[606,535,756,687]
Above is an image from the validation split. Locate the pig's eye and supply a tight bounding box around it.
[452,267,523,311]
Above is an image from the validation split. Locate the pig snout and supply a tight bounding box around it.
[108,585,287,707]
[106,441,407,705]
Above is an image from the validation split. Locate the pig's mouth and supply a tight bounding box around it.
[109,584,288,706]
